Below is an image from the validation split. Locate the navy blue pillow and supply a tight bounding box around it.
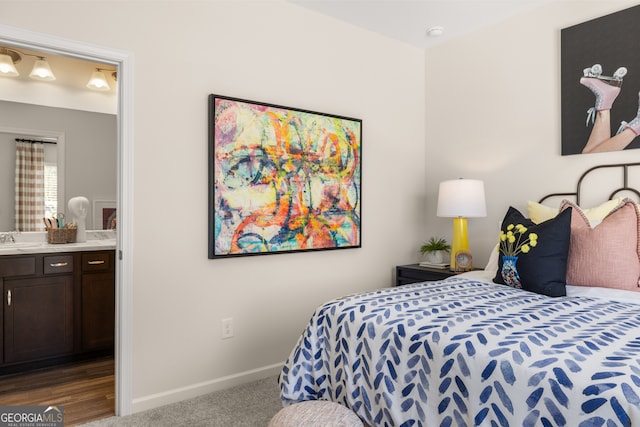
[493,206,572,297]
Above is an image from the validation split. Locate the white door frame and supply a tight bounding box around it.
[0,24,134,415]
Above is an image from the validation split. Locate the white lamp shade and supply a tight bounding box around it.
[0,53,19,76]
[29,59,56,81]
[437,179,487,218]
[86,70,110,91]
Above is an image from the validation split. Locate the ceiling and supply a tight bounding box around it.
[290,0,554,49]
[2,1,553,90]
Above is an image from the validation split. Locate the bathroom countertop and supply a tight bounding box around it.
[0,240,116,256]
[0,231,116,256]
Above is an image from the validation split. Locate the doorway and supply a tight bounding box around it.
[0,25,133,416]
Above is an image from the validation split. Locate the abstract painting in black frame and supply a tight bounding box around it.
[208,94,362,259]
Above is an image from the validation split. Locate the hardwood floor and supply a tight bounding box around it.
[0,357,115,426]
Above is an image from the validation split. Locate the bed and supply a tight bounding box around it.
[278,162,640,426]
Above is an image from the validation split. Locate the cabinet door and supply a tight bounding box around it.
[82,271,115,351]
[0,279,3,364]
[4,275,74,363]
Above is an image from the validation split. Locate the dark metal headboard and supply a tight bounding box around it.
[538,162,640,205]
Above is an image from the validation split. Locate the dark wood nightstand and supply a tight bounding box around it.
[395,264,477,287]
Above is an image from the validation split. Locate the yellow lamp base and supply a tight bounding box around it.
[450,217,470,272]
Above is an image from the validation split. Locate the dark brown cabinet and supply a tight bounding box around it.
[81,251,115,351]
[0,255,37,365]
[4,275,74,363]
[0,250,114,373]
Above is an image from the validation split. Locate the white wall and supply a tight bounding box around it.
[425,0,640,268]
[0,1,427,411]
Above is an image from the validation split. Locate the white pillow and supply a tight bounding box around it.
[484,243,499,273]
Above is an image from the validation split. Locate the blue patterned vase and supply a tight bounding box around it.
[501,255,522,289]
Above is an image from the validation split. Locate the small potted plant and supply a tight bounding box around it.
[420,237,451,265]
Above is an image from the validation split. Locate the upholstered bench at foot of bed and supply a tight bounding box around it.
[268,400,364,427]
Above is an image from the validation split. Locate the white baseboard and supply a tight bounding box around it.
[131,362,284,413]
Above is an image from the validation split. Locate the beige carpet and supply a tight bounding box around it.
[81,376,282,426]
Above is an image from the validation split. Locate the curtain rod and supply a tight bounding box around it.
[15,138,57,145]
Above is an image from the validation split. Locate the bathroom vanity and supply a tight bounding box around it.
[0,234,115,374]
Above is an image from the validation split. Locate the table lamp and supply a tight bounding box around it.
[436,178,487,271]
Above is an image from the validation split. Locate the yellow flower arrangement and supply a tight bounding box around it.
[499,224,538,256]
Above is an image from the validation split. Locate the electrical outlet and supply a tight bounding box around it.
[221,317,234,339]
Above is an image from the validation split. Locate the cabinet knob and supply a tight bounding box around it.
[87,260,106,265]
[7,289,11,307]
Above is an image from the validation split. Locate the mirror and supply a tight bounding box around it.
[0,46,117,232]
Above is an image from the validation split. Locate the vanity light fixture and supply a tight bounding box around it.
[29,57,56,81]
[0,47,56,80]
[86,68,114,91]
[0,46,114,90]
[0,47,20,77]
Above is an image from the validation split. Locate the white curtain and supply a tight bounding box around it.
[15,141,45,231]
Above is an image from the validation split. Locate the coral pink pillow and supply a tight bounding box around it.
[560,199,640,291]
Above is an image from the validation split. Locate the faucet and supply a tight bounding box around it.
[0,232,15,244]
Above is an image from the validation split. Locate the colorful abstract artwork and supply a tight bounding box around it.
[208,95,362,258]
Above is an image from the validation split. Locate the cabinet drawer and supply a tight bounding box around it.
[82,252,112,272]
[0,256,36,277]
[43,255,74,275]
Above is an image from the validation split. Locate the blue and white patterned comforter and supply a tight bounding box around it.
[278,277,640,426]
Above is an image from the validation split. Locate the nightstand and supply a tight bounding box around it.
[395,264,477,287]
